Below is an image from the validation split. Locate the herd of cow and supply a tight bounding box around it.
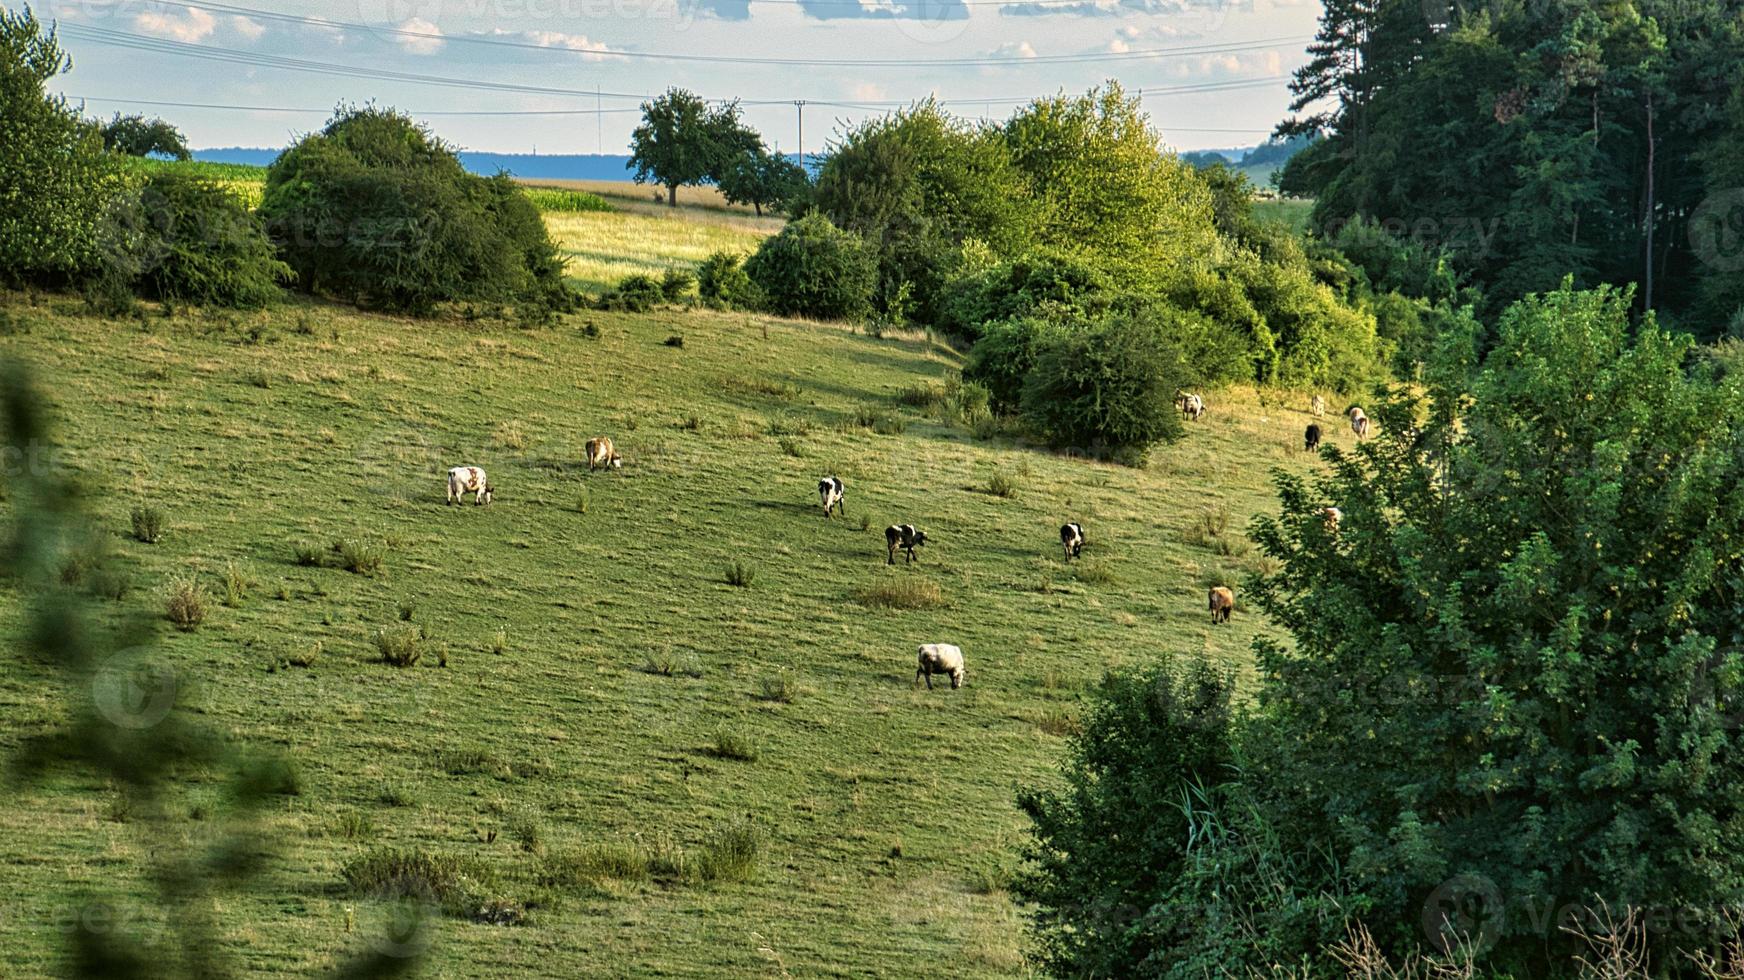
[441,394,1364,692]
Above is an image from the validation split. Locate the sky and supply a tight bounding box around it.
[32,0,1325,155]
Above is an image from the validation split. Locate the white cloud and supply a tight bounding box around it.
[990,40,1037,59]
[134,6,217,43]
[850,81,888,101]
[230,16,266,42]
[395,17,446,55]
[1166,50,1285,79]
[525,31,612,57]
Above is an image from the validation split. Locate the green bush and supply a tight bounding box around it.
[260,107,574,317]
[597,273,663,313]
[164,576,206,631]
[744,214,876,321]
[129,506,164,544]
[659,267,695,301]
[1019,311,1187,456]
[0,10,132,287]
[126,171,290,308]
[964,317,1070,415]
[696,250,762,310]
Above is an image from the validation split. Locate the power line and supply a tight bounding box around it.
[56,24,1292,107]
[71,3,1309,68]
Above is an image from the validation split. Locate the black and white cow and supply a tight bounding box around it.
[1304,424,1322,452]
[1060,522,1084,561]
[818,476,846,518]
[885,524,929,565]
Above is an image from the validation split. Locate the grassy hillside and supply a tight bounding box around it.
[0,255,1344,976]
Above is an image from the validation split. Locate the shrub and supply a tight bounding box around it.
[129,506,164,544]
[260,107,573,317]
[664,334,685,348]
[127,171,290,308]
[723,561,756,588]
[697,250,761,310]
[489,630,508,657]
[708,727,759,762]
[375,626,423,667]
[1020,311,1187,456]
[744,214,876,321]
[291,539,323,567]
[283,642,322,669]
[165,576,206,631]
[640,651,702,678]
[540,845,650,887]
[964,316,1070,415]
[340,848,503,917]
[597,273,664,313]
[660,267,696,301]
[855,579,944,610]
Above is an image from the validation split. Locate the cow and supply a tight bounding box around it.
[586,436,622,470]
[1177,392,1206,421]
[1348,407,1371,439]
[1208,586,1234,624]
[915,643,965,690]
[885,524,929,565]
[1311,394,1327,416]
[1305,424,1323,452]
[818,476,846,518]
[447,466,493,506]
[1060,523,1084,561]
[1322,506,1343,533]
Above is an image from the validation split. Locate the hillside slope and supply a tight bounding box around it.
[0,296,1338,976]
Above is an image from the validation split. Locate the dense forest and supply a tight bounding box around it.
[1280,0,1744,334]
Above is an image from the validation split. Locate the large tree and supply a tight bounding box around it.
[627,88,753,207]
[100,113,191,160]
[714,144,807,218]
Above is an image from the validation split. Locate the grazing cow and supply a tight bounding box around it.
[1060,522,1084,561]
[585,436,622,470]
[885,524,929,565]
[1177,392,1206,421]
[1304,424,1322,452]
[1311,394,1326,416]
[446,466,493,506]
[1208,586,1234,624]
[1348,407,1371,439]
[818,476,846,518]
[1322,506,1342,533]
[915,643,965,690]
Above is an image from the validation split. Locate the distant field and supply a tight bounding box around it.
[1254,197,1316,234]
[0,279,1341,975]
[541,200,781,294]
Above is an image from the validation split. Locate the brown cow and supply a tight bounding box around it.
[1208,586,1234,624]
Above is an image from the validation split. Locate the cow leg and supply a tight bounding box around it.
[924,670,933,690]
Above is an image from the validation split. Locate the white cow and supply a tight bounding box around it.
[447,466,494,506]
[915,643,966,690]
[819,476,846,518]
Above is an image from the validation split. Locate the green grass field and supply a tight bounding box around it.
[0,205,1347,976]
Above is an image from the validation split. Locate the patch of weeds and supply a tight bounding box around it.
[334,537,385,576]
[1034,708,1082,737]
[282,642,322,669]
[985,469,1019,499]
[489,630,507,656]
[291,539,323,567]
[757,671,799,704]
[872,415,907,436]
[375,625,423,667]
[329,811,374,840]
[1074,559,1118,586]
[641,651,703,678]
[724,561,756,588]
[778,437,803,458]
[221,561,253,607]
[165,576,206,631]
[378,782,417,808]
[707,727,759,762]
[696,817,764,883]
[664,335,685,348]
[398,599,416,622]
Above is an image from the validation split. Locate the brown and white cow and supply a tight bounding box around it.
[585,436,622,470]
[1208,586,1234,624]
[447,466,494,506]
[915,643,966,690]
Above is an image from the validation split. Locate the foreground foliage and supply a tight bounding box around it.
[1022,284,1744,974]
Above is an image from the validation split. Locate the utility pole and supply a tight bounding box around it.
[596,84,602,155]
[794,100,807,172]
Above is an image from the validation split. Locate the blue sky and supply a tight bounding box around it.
[34,0,1323,154]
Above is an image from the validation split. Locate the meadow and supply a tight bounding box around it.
[0,266,1343,975]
